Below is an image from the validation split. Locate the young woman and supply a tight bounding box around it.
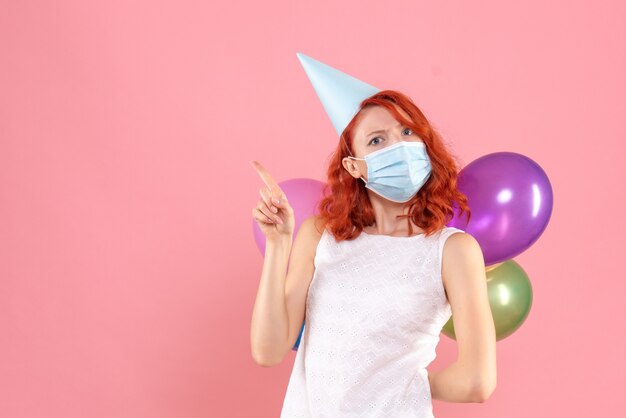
[250,90,497,417]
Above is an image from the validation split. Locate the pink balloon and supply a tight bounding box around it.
[252,178,326,254]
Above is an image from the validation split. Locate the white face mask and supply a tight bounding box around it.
[348,141,432,203]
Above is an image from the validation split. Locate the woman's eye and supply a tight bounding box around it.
[368,137,382,146]
[402,128,413,136]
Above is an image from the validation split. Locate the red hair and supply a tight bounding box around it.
[317,89,471,241]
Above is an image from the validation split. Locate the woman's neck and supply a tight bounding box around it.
[367,194,422,235]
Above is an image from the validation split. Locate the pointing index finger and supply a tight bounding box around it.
[250,160,283,197]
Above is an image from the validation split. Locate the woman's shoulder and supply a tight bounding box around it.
[440,226,480,256]
[297,215,326,244]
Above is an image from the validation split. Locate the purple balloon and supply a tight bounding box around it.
[448,152,553,265]
[252,178,326,255]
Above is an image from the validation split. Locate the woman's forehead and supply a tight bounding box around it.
[354,105,409,137]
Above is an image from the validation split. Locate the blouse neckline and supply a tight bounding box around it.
[360,229,427,239]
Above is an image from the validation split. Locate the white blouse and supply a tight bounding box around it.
[281,226,465,417]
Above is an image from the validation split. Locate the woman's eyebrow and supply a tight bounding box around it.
[366,123,404,138]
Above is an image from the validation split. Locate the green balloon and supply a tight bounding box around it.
[442,259,533,341]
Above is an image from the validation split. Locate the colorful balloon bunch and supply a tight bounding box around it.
[252,152,553,349]
[443,152,553,341]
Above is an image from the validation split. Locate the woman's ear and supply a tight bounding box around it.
[342,157,363,179]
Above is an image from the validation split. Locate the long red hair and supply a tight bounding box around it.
[317,89,471,241]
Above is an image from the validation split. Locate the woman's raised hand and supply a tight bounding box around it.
[250,160,295,241]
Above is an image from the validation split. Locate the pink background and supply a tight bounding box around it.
[2,1,625,417]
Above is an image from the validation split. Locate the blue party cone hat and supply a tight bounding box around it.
[296,52,380,137]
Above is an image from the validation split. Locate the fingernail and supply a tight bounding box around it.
[273,198,280,204]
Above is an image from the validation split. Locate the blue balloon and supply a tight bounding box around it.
[293,321,305,351]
